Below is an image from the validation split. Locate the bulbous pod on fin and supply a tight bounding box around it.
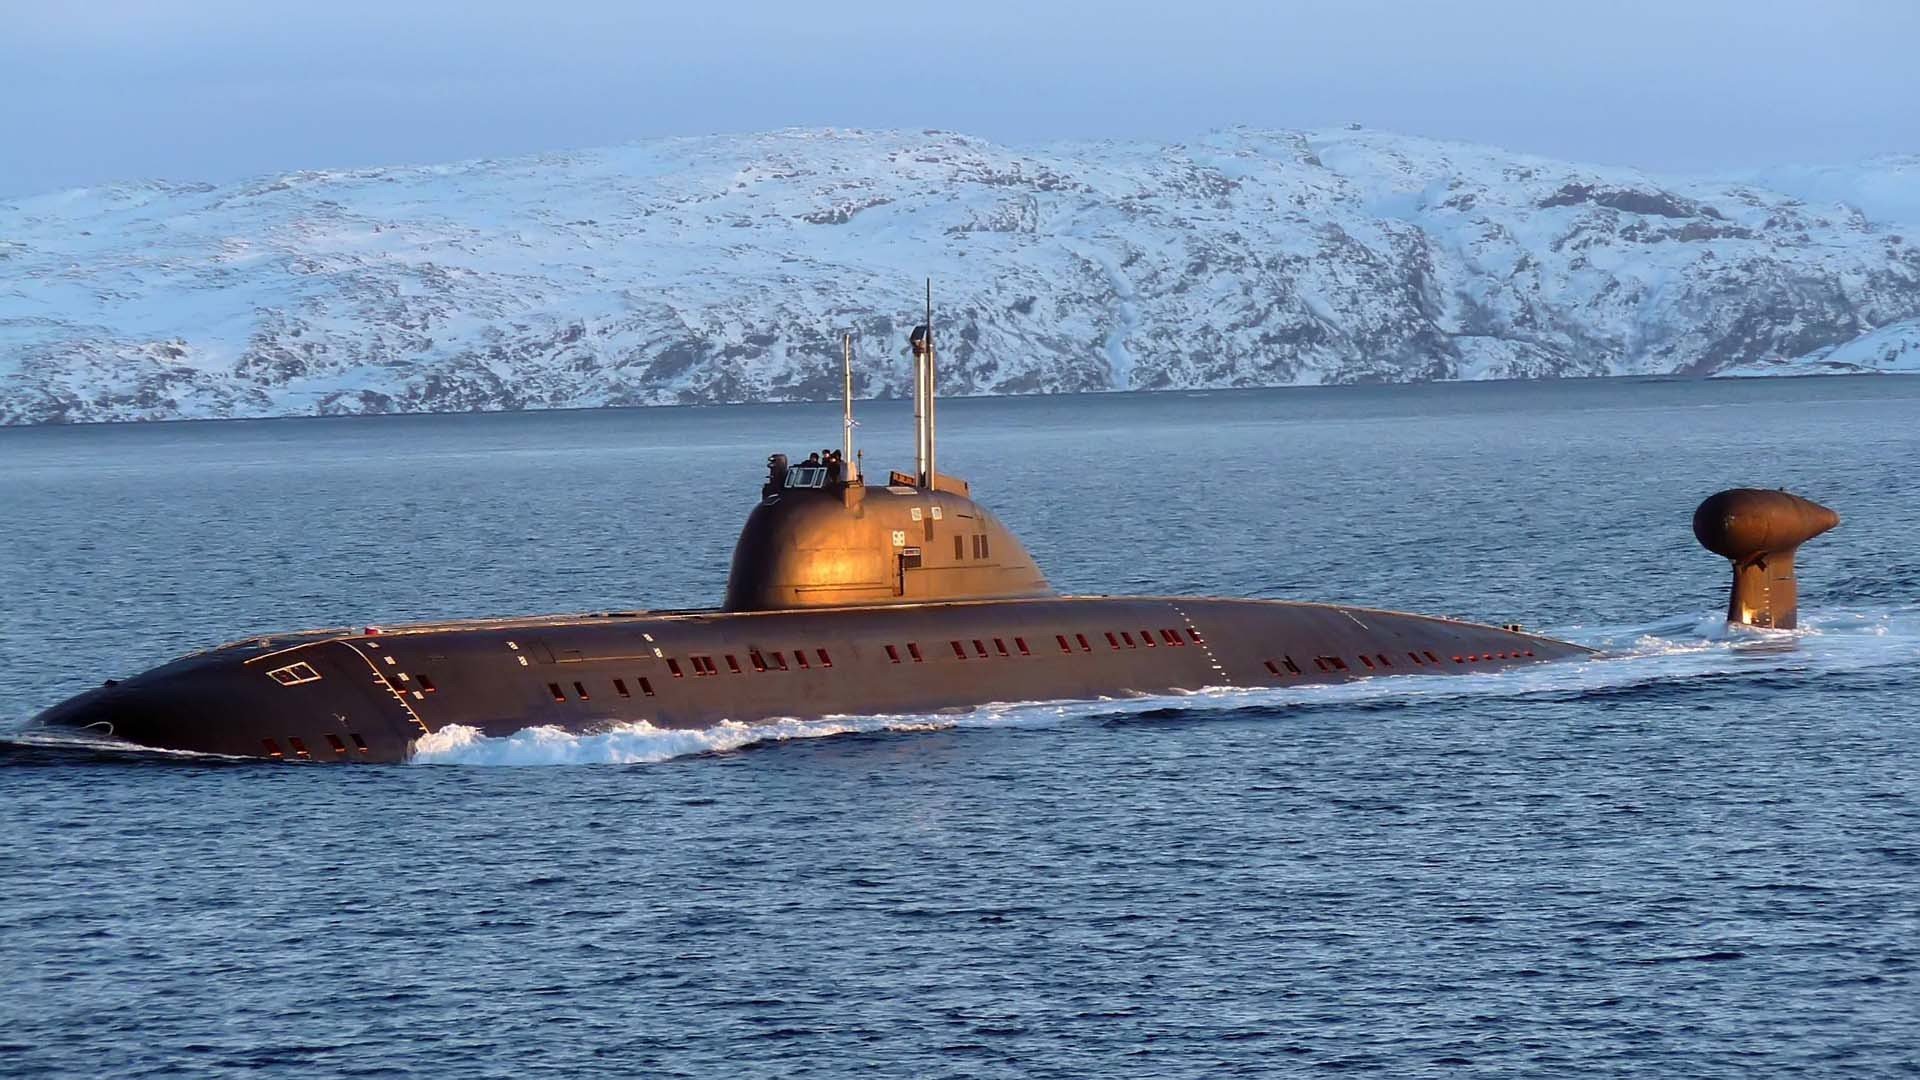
[1692,489,1839,630]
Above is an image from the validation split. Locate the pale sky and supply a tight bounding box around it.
[2,0,1915,196]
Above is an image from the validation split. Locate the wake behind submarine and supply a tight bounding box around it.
[35,298,1840,762]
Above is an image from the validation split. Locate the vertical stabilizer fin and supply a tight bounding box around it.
[1692,488,1839,630]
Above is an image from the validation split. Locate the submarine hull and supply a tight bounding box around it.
[35,596,1589,763]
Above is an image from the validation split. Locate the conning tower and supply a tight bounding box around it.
[1693,488,1839,630]
[723,289,1054,612]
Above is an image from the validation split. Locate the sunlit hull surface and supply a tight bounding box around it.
[36,596,1589,763]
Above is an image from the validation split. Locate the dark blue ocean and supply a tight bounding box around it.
[2,377,1916,1077]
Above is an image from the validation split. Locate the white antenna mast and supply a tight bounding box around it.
[910,279,936,487]
[841,332,859,482]
[925,279,935,487]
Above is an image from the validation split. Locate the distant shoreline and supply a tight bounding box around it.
[3,371,1911,431]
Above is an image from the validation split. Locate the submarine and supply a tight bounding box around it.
[34,296,1841,763]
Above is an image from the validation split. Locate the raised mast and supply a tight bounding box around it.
[841,332,859,483]
[910,280,936,487]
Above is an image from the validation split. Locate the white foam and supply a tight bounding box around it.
[405,603,1920,766]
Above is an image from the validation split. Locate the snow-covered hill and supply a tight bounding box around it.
[3,127,1917,423]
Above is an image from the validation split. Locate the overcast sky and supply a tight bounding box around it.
[2,0,1914,196]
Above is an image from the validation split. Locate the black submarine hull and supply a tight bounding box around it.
[35,595,1589,763]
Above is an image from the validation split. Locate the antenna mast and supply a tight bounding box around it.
[926,279,935,487]
[841,332,859,482]
[910,279,936,487]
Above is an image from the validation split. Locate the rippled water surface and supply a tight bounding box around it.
[3,378,1917,1077]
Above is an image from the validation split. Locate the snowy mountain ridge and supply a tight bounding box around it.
[2,126,1917,424]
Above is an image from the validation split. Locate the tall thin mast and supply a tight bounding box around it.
[841,332,858,482]
[924,279,935,487]
[912,314,925,485]
[909,281,937,487]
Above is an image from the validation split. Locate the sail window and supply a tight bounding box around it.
[1359,655,1375,669]
[907,642,923,662]
[1105,632,1121,650]
[886,645,902,664]
[1408,652,1424,665]
[951,640,967,659]
[771,651,789,671]
[349,734,370,753]
[1014,637,1030,656]
[261,738,284,758]
[972,639,989,658]
[1377,654,1392,667]
[816,649,833,668]
[416,673,437,693]
[573,680,590,698]
[639,677,656,696]
[1284,656,1301,674]
[325,733,348,755]
[614,678,632,698]
[1138,629,1155,648]
[1314,658,1330,672]
[1161,629,1182,646]
[993,638,1009,657]
[794,650,811,669]
[1056,634,1073,653]
[1186,628,1206,645]
[288,737,311,760]
[1120,631,1137,648]
[548,682,567,702]
[750,651,768,672]
[954,535,965,560]
[666,659,684,678]
[266,661,322,686]
[1325,656,1349,671]
[726,655,742,673]
[1264,660,1281,675]
[1425,651,1441,663]
[784,465,829,489]
[1075,634,1092,652]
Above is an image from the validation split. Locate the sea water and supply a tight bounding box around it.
[2,377,1916,1076]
